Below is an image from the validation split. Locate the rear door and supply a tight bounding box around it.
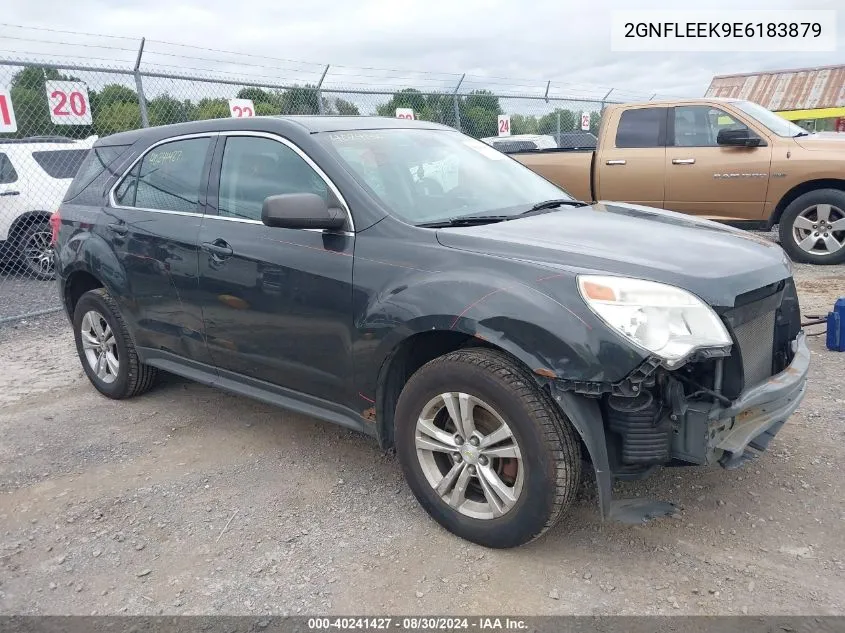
[0,151,27,242]
[195,132,356,406]
[106,134,215,363]
[595,106,667,208]
[664,105,772,221]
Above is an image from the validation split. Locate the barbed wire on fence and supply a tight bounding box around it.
[0,24,675,321]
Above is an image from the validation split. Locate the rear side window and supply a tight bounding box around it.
[0,153,17,184]
[64,144,131,202]
[115,138,210,213]
[615,108,666,148]
[32,149,90,179]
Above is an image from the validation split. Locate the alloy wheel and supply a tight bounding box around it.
[415,392,524,520]
[22,229,55,278]
[792,203,845,256]
[80,310,120,384]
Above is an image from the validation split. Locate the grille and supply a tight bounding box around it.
[733,309,776,388]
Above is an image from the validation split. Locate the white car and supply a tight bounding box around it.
[0,136,96,279]
[480,134,558,153]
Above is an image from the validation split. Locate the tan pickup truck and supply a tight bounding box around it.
[510,98,845,265]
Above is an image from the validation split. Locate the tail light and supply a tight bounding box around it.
[49,210,61,246]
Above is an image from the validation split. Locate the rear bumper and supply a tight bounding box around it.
[711,331,809,464]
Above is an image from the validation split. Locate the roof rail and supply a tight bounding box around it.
[0,136,81,145]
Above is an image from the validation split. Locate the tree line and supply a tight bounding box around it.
[1,67,601,141]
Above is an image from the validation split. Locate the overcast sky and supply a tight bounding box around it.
[2,0,843,100]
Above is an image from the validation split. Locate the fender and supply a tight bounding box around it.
[57,224,130,316]
[354,265,647,407]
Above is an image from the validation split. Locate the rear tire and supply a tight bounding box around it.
[778,189,845,265]
[73,288,157,399]
[16,218,55,280]
[394,348,581,548]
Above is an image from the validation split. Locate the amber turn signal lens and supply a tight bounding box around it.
[581,281,616,302]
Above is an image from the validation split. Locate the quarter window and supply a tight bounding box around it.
[0,153,17,184]
[615,108,666,148]
[115,137,210,212]
[32,149,90,179]
[674,106,749,147]
[218,136,328,222]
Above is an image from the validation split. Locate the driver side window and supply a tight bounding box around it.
[218,136,328,222]
[674,106,748,147]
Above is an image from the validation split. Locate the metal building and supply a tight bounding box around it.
[705,64,845,132]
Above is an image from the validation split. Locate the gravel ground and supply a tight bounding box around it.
[0,272,60,322]
[0,261,843,616]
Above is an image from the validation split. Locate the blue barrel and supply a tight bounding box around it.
[827,298,845,352]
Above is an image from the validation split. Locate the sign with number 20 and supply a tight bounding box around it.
[46,81,93,126]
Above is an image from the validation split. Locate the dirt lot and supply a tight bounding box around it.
[0,262,843,616]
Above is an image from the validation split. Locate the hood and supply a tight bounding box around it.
[435,202,791,307]
[793,132,845,151]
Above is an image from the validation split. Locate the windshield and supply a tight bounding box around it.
[732,100,806,137]
[320,129,573,224]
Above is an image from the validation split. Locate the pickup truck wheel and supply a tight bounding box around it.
[72,289,158,399]
[779,189,845,265]
[394,348,581,548]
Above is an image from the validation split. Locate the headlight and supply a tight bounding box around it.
[577,275,731,366]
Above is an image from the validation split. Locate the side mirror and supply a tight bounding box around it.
[261,193,346,230]
[717,128,763,147]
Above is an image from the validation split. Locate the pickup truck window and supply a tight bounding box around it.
[732,100,806,138]
[674,106,747,147]
[615,108,666,148]
[321,129,569,224]
[219,136,328,222]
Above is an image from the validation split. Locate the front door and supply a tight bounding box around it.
[664,105,772,221]
[105,135,213,363]
[196,133,355,407]
[595,106,667,208]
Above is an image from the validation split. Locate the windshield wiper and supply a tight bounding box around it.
[522,199,589,214]
[416,215,511,228]
[793,131,810,137]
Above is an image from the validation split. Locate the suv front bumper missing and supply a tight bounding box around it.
[552,331,810,523]
[710,331,809,468]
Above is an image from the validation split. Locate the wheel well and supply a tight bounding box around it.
[770,179,845,228]
[8,211,53,243]
[375,331,479,449]
[64,271,104,317]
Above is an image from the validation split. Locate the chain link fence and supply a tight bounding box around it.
[0,52,625,322]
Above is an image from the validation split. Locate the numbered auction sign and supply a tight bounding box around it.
[229,98,255,118]
[0,89,17,133]
[395,108,415,120]
[46,81,93,125]
[581,111,591,131]
[497,114,511,137]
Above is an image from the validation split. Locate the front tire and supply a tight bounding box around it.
[779,189,845,265]
[395,348,581,548]
[72,288,157,399]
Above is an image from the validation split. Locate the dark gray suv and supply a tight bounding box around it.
[53,116,808,548]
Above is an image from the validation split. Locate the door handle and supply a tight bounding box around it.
[0,190,20,197]
[106,222,128,235]
[672,158,696,165]
[605,159,626,165]
[201,239,233,258]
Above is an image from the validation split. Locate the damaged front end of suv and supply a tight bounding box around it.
[551,274,809,523]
